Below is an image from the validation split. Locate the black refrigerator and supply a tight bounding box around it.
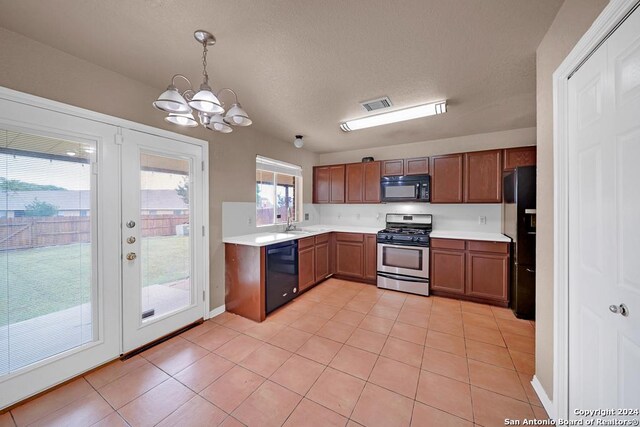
[502,166,536,320]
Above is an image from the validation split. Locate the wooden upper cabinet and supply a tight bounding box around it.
[345,163,364,203]
[430,154,464,203]
[503,146,537,171]
[345,162,381,204]
[405,157,429,175]
[381,159,404,176]
[363,162,381,203]
[313,166,330,203]
[464,150,502,203]
[329,165,345,203]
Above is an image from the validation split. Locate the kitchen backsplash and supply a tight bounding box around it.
[318,203,501,232]
[222,202,320,237]
[223,202,501,236]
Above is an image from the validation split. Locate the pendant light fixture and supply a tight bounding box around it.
[293,135,304,148]
[153,30,252,133]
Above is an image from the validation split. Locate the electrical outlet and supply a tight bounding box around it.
[248,217,252,225]
[478,216,487,225]
[305,213,309,221]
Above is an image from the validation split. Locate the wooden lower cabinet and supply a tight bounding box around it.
[466,251,509,301]
[225,244,266,322]
[336,241,364,278]
[430,238,510,306]
[226,232,377,323]
[298,244,316,292]
[430,249,466,295]
[315,240,330,282]
[364,234,377,281]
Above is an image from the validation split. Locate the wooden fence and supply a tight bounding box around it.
[0,214,189,251]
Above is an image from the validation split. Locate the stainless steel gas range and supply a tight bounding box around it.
[377,213,432,296]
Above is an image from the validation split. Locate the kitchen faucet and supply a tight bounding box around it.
[284,206,297,232]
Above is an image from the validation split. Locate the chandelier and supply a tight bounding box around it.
[152,30,252,133]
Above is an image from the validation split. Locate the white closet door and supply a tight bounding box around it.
[568,6,640,417]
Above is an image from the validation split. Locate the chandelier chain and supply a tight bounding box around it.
[202,42,209,85]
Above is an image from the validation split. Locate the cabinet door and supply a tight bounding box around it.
[382,159,404,176]
[430,248,466,295]
[299,246,316,291]
[313,166,330,203]
[336,242,364,278]
[345,163,364,203]
[364,234,377,281]
[466,251,509,302]
[363,161,381,203]
[430,154,464,203]
[464,150,502,203]
[315,242,329,282]
[503,146,537,171]
[405,157,429,175]
[329,165,345,203]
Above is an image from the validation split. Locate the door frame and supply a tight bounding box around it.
[552,0,639,420]
[0,85,210,407]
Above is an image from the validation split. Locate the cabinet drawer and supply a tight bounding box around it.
[299,236,315,249]
[335,233,364,243]
[314,233,330,244]
[467,240,509,254]
[430,238,465,250]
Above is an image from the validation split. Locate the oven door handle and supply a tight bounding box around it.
[377,272,429,283]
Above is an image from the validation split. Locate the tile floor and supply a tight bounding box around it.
[0,278,548,427]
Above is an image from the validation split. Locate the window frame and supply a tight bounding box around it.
[255,156,303,228]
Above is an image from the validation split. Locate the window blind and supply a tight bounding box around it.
[256,155,302,177]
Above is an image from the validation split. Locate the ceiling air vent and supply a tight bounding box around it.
[360,96,393,112]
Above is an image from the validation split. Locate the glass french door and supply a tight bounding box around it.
[0,94,121,409]
[121,129,205,353]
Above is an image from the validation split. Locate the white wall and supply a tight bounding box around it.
[534,0,609,399]
[317,127,535,165]
[223,201,501,236]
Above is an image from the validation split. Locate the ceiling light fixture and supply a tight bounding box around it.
[293,135,304,148]
[340,100,447,132]
[152,30,251,134]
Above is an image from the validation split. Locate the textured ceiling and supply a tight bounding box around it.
[0,0,562,153]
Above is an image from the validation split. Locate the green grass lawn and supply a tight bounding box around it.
[0,236,189,326]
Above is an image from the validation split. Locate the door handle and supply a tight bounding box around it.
[126,252,137,261]
[609,303,629,317]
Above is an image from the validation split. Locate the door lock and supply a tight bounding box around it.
[126,220,136,228]
[126,252,137,261]
[609,303,629,317]
[126,236,136,244]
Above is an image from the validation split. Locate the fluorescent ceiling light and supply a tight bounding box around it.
[340,100,447,132]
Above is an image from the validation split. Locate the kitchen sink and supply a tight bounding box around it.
[286,230,313,235]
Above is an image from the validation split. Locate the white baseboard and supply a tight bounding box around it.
[531,375,556,420]
[208,304,225,319]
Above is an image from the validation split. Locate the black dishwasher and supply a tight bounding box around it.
[265,240,299,314]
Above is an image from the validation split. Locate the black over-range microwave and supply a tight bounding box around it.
[380,174,430,203]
